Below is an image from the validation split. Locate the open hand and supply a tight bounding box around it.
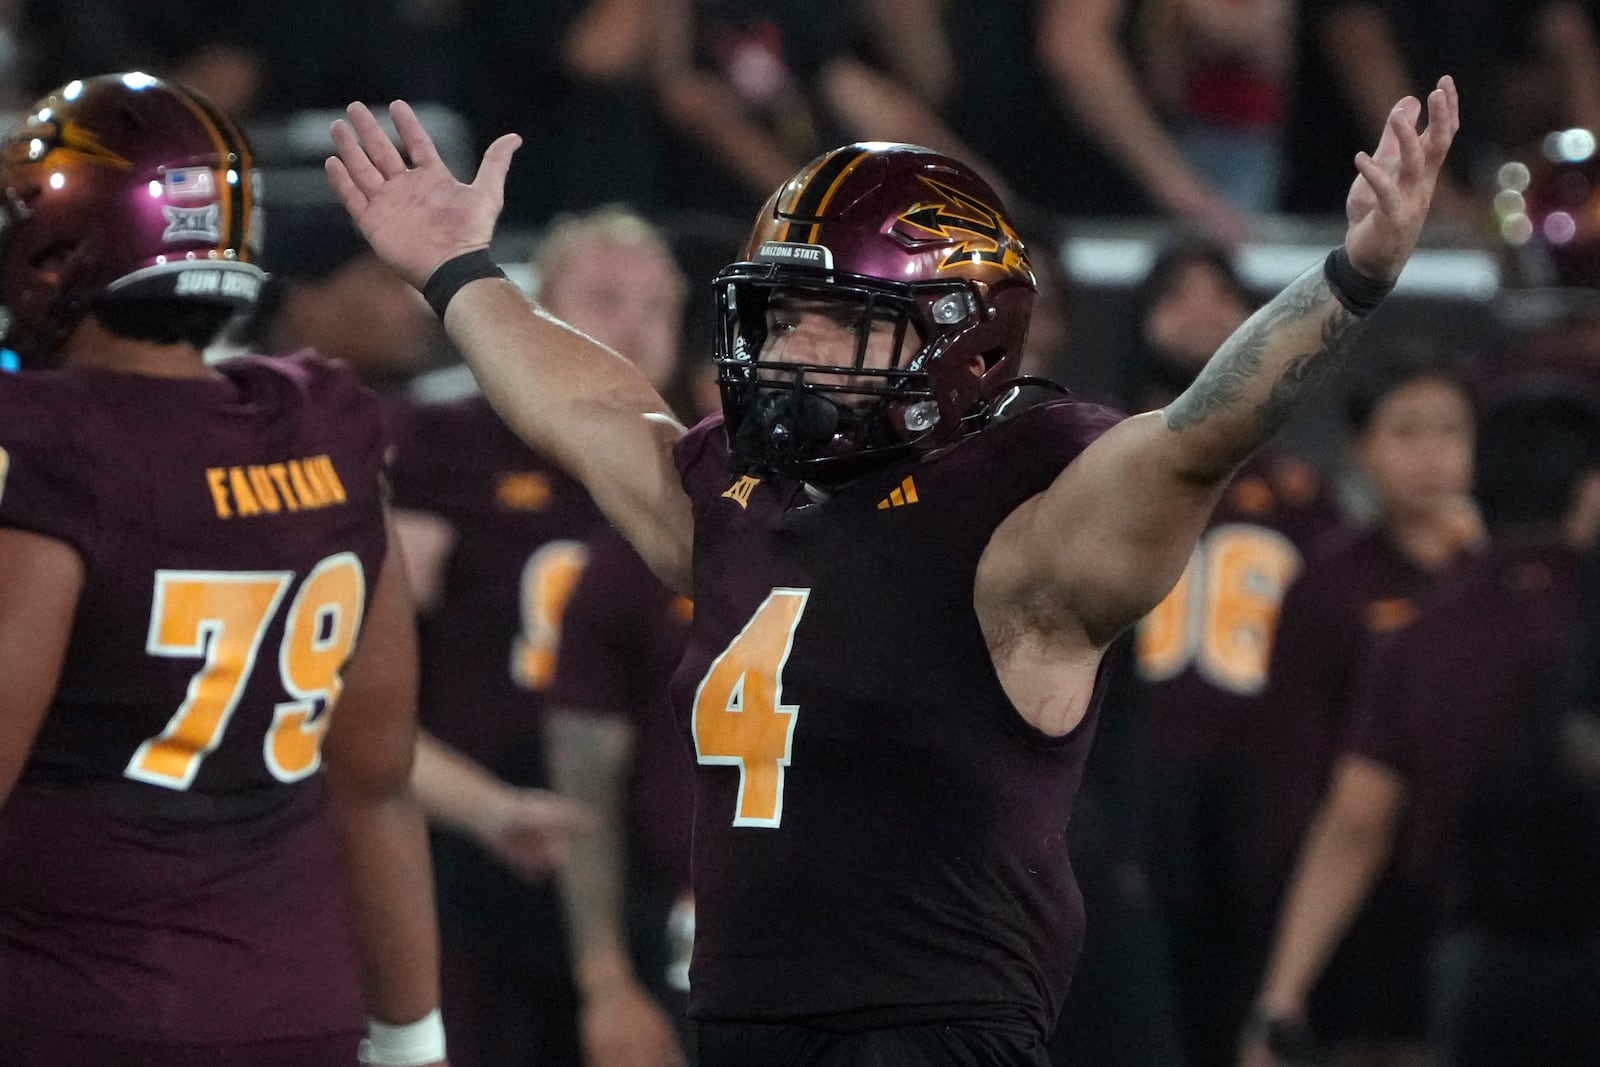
[1344,76,1460,283]
[326,100,520,289]
[474,786,597,881]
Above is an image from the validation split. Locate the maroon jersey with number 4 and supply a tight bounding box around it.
[670,397,1121,1039]
[0,353,389,1046]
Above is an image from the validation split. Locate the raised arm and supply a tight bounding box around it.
[988,78,1458,644]
[326,103,693,592]
[647,0,813,199]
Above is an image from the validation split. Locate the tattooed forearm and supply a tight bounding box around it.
[1161,315,1271,431]
[1164,265,1328,432]
[1255,305,1364,434]
[1163,262,1366,452]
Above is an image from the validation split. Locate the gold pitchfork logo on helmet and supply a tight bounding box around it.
[893,178,1031,274]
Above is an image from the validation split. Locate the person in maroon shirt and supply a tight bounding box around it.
[389,205,689,1067]
[1245,392,1600,1067]
[0,75,444,1067]
[328,76,1458,1065]
[1244,356,1478,1064]
[1126,234,1343,1067]
[545,524,696,1066]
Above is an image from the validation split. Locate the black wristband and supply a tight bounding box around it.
[422,249,508,320]
[1323,246,1393,318]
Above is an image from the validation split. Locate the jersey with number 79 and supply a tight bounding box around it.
[0,352,387,1046]
[670,395,1121,1040]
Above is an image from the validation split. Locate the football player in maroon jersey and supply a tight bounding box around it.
[1122,233,1342,1067]
[328,75,1458,1066]
[0,75,445,1067]
[1243,356,1478,1065]
[545,523,697,1067]
[390,206,688,1067]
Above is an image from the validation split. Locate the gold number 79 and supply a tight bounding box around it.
[126,553,365,790]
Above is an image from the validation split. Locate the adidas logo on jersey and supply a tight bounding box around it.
[876,476,920,510]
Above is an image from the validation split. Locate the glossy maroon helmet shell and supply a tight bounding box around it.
[0,73,263,367]
[740,142,1035,424]
[714,144,1038,480]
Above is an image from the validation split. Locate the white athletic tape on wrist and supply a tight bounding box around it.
[357,1008,446,1067]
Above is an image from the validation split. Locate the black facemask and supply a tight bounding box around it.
[728,386,912,485]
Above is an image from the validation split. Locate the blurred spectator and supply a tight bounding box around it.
[237,200,441,392]
[1282,0,1476,222]
[1038,0,1278,242]
[1120,233,1258,413]
[1125,235,1342,1067]
[1015,217,1078,382]
[422,0,667,225]
[167,39,266,121]
[1280,0,1600,230]
[857,0,955,110]
[1246,392,1600,1067]
[1245,356,1480,1067]
[0,0,29,123]
[18,1,400,119]
[388,206,688,1067]
[650,0,999,219]
[1490,4,1600,180]
[545,528,695,1067]
[940,1,1141,221]
[1146,0,1293,214]
[390,396,608,1067]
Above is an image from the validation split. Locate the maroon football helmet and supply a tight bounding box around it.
[715,142,1037,481]
[0,73,264,368]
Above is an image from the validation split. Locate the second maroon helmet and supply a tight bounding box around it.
[0,73,264,368]
[714,142,1037,481]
